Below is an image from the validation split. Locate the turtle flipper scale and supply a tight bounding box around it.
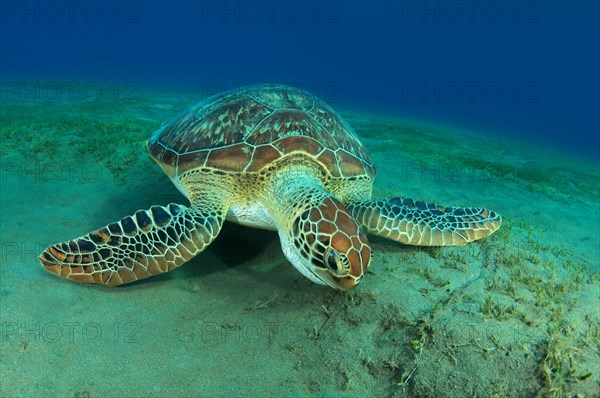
[348,198,501,246]
[39,203,225,286]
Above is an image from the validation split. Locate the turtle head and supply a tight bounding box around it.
[282,197,371,290]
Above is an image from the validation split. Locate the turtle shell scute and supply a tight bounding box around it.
[147,84,375,179]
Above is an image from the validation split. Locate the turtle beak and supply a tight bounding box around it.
[313,270,362,291]
[280,236,362,290]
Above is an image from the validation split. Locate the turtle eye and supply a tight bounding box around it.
[326,251,338,271]
[324,249,346,275]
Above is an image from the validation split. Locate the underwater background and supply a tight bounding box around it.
[1,1,598,397]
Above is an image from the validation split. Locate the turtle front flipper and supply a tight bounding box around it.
[39,203,225,286]
[348,198,501,246]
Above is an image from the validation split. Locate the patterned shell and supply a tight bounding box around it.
[147,84,376,179]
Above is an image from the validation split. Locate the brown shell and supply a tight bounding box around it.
[147,84,375,179]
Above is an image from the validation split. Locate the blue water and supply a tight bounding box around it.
[1,1,598,158]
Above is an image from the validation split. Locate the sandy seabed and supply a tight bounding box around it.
[1,90,598,397]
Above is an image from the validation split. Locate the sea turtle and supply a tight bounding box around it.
[39,84,501,290]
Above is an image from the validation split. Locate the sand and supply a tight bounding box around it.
[1,87,598,397]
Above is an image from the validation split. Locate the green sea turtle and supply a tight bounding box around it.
[39,84,501,290]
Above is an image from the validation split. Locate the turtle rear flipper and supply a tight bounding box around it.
[39,203,224,286]
[349,198,501,246]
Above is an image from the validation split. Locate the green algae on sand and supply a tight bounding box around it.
[0,87,598,397]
